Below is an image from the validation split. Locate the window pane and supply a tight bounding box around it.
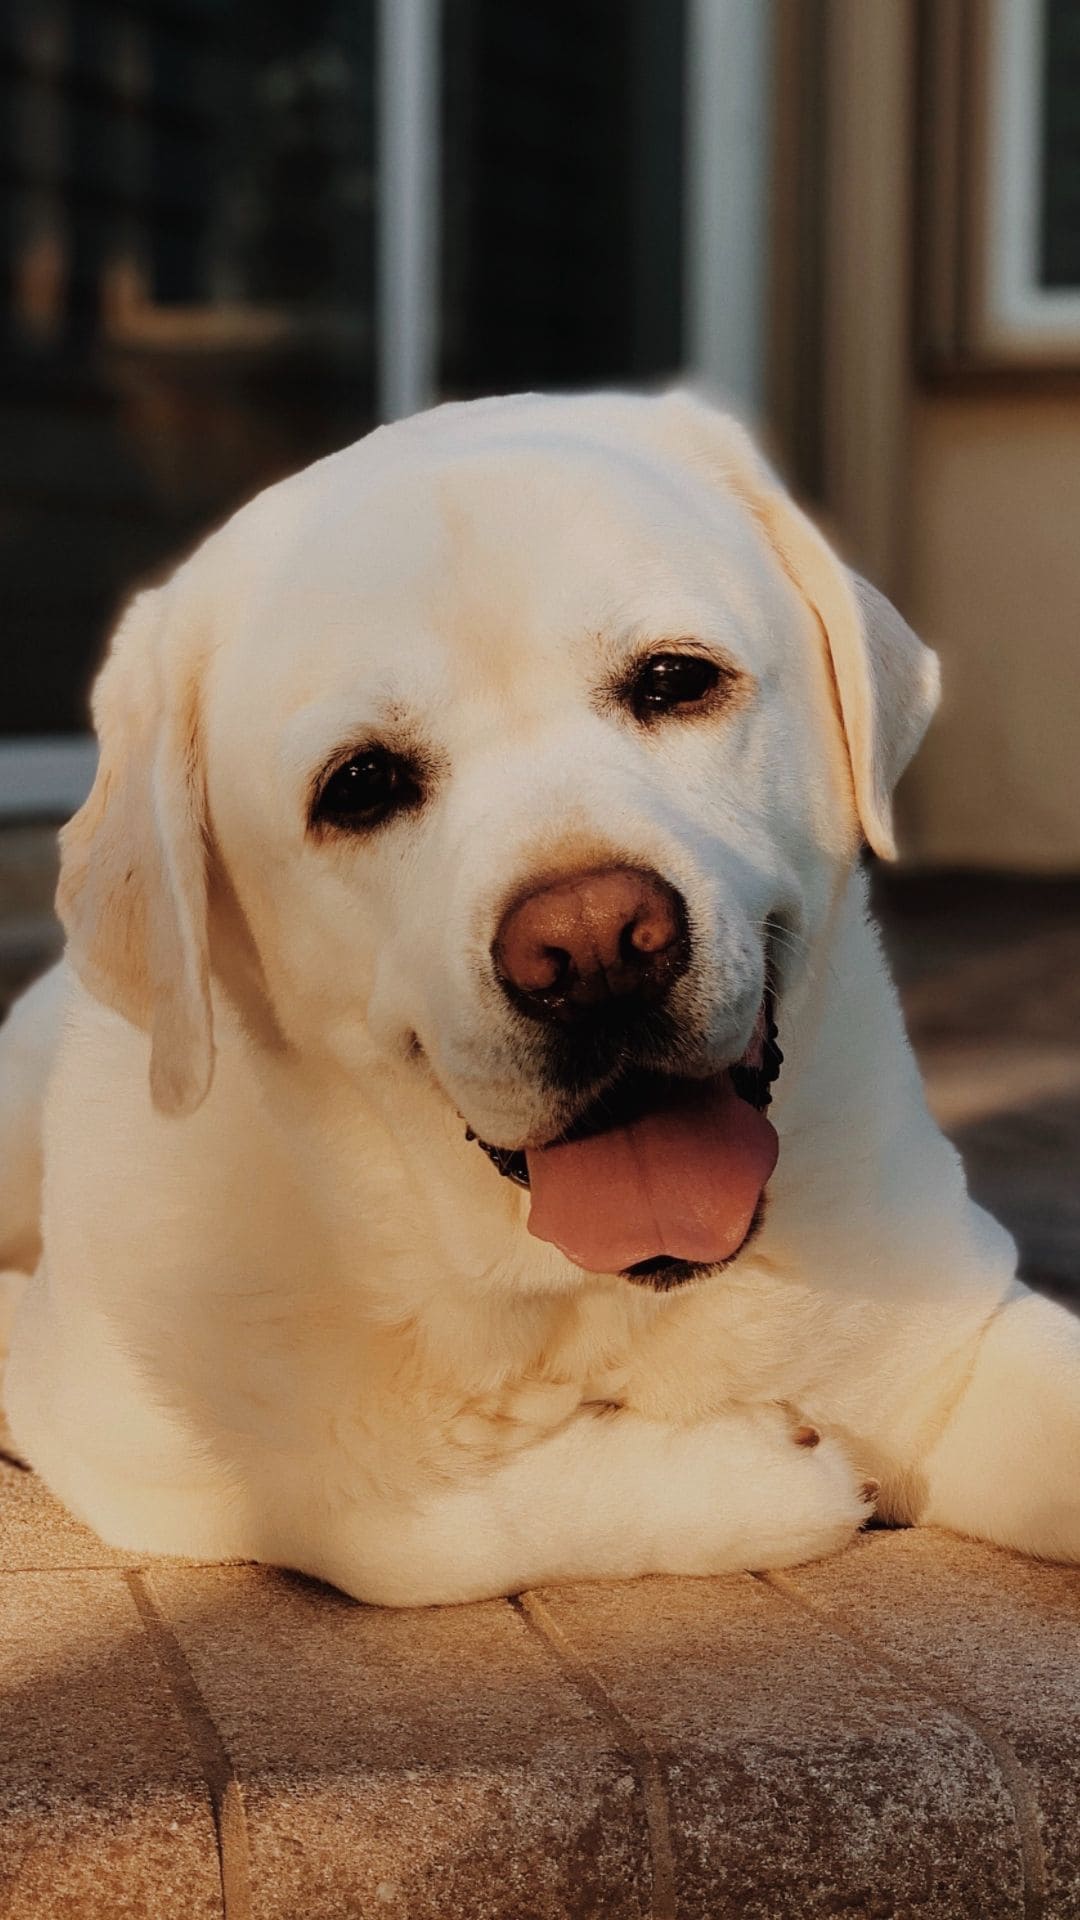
[440,0,686,394]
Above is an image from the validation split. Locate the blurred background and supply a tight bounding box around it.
[0,0,1077,1293]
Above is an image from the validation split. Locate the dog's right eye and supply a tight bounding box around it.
[312,747,421,833]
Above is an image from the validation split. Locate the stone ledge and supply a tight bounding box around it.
[1,1455,1078,1918]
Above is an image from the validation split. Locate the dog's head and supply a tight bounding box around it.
[58,392,938,1280]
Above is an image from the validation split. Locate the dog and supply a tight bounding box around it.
[1,390,1078,1606]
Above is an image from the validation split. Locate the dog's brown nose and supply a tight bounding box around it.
[494,866,689,1020]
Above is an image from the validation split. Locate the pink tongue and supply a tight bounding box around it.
[525,1076,779,1274]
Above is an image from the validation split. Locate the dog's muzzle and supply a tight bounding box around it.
[466,999,783,1281]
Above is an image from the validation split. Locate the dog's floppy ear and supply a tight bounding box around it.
[57,577,214,1115]
[660,392,940,860]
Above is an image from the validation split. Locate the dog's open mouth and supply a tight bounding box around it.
[467,1000,782,1283]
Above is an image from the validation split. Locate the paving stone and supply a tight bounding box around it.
[0,1567,222,1919]
[531,1570,1028,1919]
[782,1527,1080,1920]
[147,1562,652,1920]
[3,1477,1080,1916]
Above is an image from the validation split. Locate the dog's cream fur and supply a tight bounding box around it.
[2,391,1079,1605]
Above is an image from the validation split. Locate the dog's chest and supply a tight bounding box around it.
[571,1270,836,1422]
[442,1275,818,1456]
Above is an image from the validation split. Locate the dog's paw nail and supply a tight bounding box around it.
[792,1424,821,1448]
[861,1477,880,1502]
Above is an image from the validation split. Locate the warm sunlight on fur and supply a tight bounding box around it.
[1,391,1077,1606]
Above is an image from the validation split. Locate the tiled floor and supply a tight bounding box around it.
[1,826,1077,1299]
[4,1448,1079,1920]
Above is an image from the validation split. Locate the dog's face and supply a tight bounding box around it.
[58,393,939,1278]
[204,406,846,1146]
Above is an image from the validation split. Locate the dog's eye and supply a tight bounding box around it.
[313,747,420,832]
[629,653,724,719]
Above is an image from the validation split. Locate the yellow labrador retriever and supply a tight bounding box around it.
[1,391,1077,1604]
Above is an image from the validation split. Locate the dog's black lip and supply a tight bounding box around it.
[466,994,782,1196]
[464,1135,532,1187]
[465,1067,691,1188]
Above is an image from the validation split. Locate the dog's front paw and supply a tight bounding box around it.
[675,1407,873,1578]
[756,1423,875,1570]
[923,1290,1080,1561]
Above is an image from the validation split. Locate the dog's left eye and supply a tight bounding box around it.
[313,747,420,832]
[629,652,724,718]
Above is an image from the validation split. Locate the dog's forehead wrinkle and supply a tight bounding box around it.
[428,455,761,607]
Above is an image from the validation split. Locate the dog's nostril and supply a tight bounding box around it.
[527,945,571,993]
[624,904,675,958]
[545,945,572,988]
